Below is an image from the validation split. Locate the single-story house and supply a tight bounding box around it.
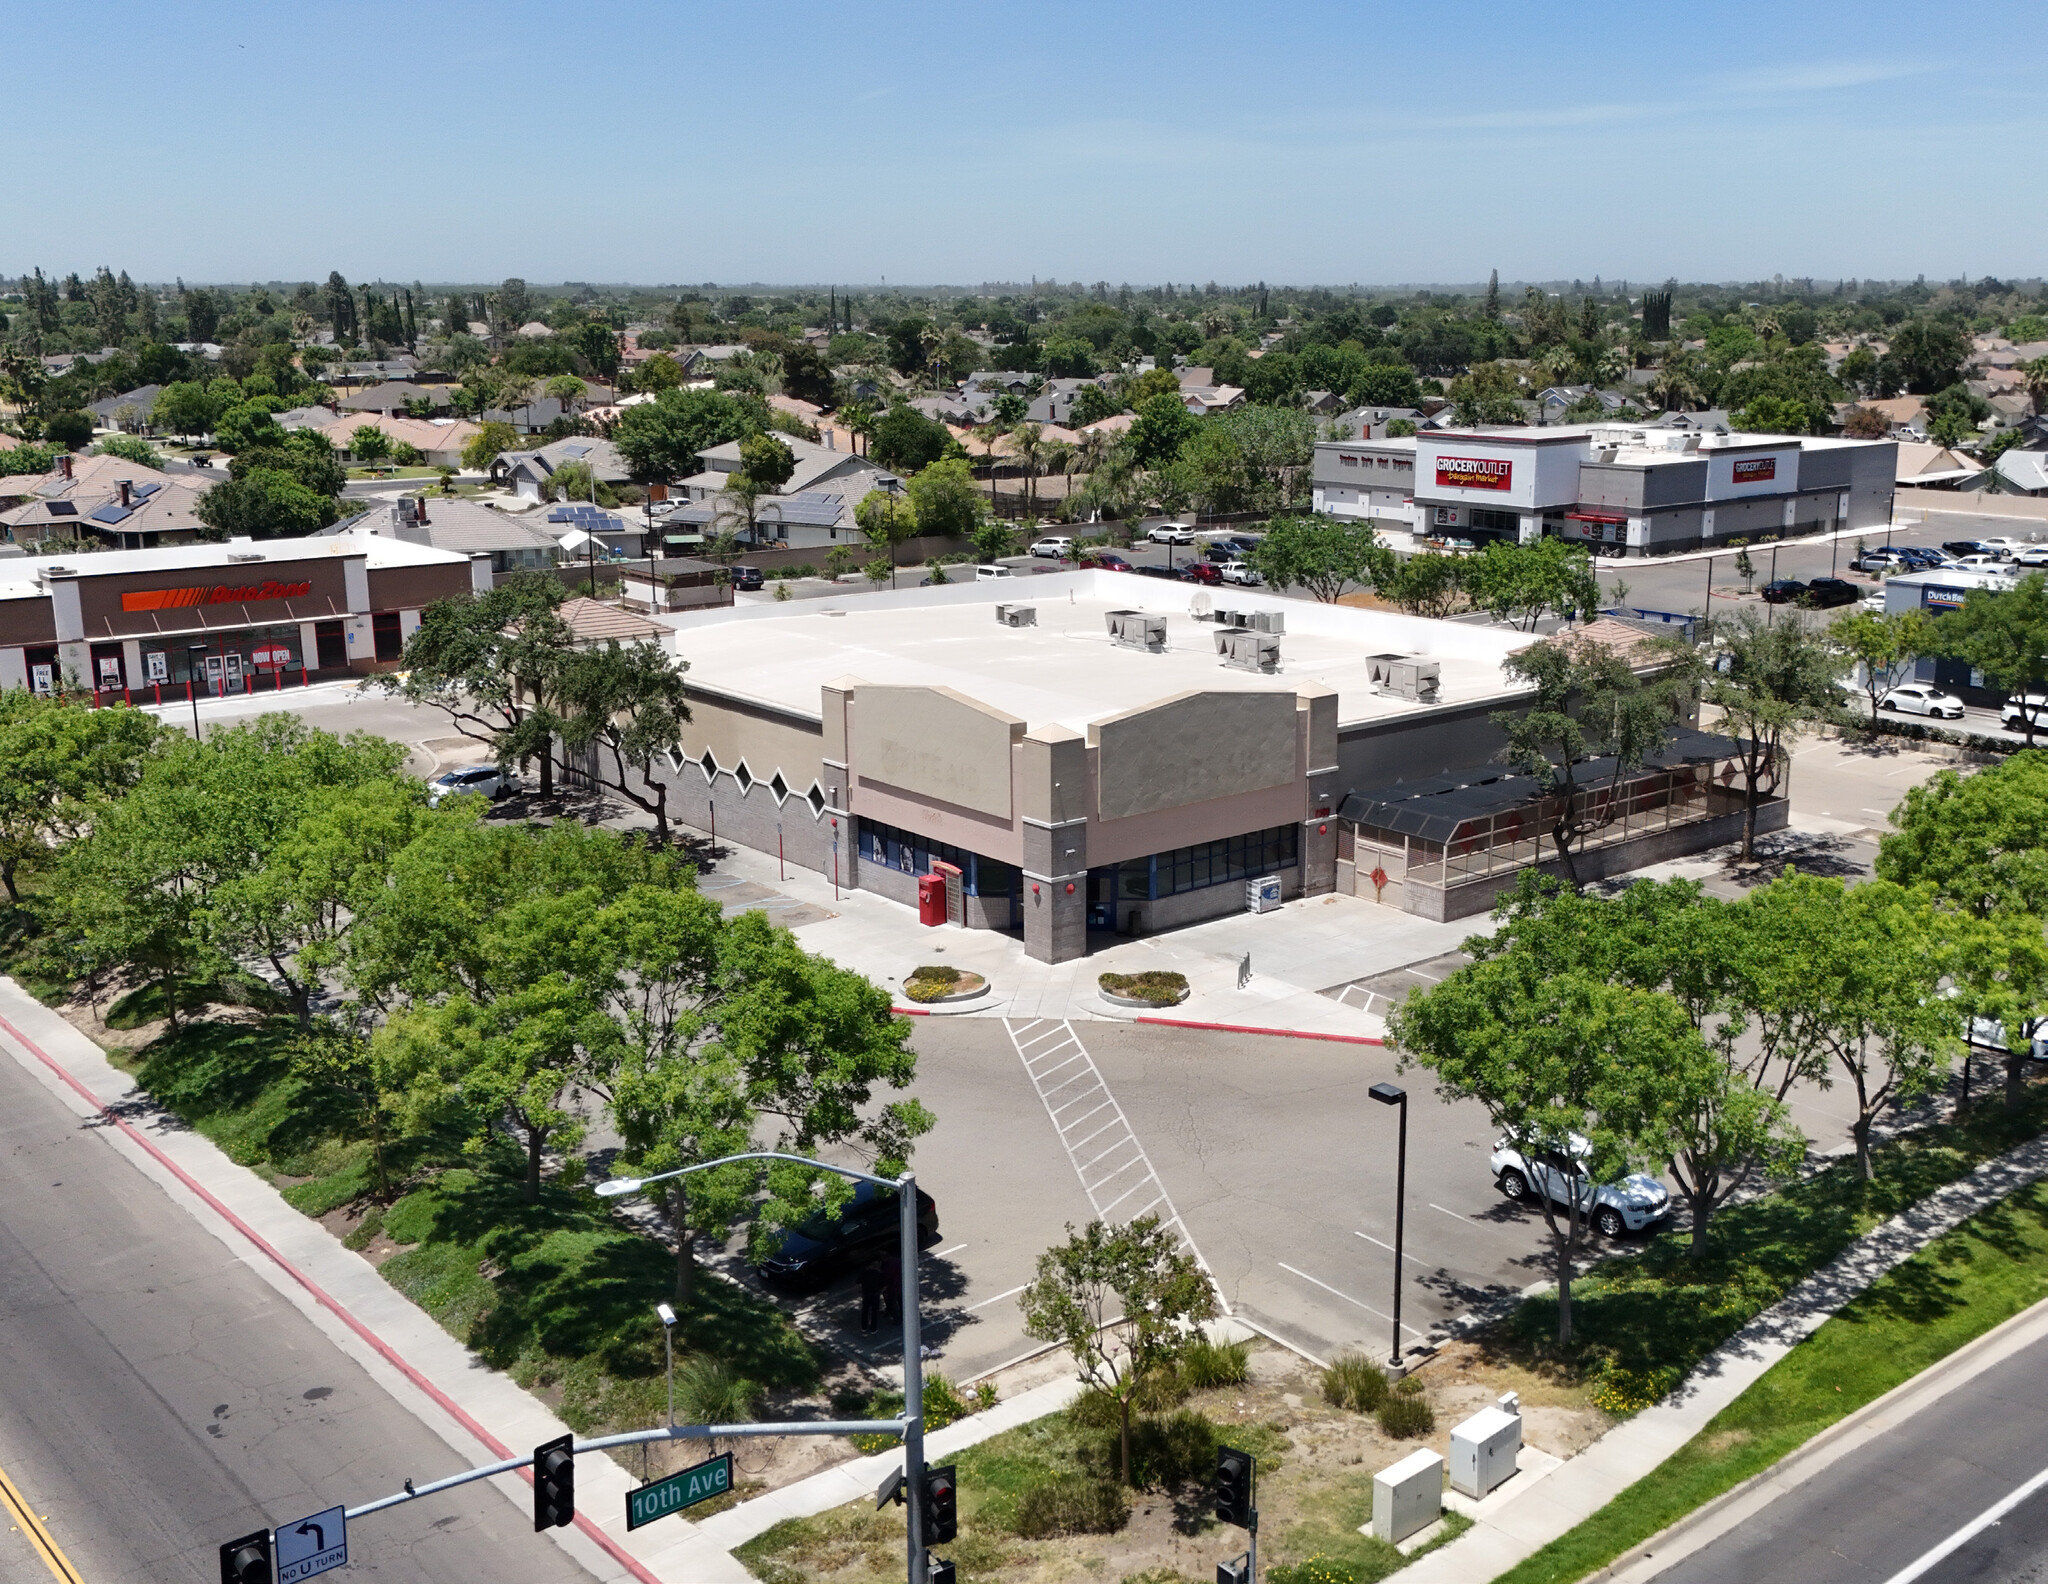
[315,414,481,469]
[1893,442,1984,489]
[0,455,208,549]
[1181,385,1246,416]
[342,494,563,577]
[1986,449,2048,496]
[88,385,164,433]
[338,381,455,418]
[491,437,633,501]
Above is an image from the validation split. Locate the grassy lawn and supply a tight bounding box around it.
[346,465,441,479]
[1497,1085,2048,1412]
[1496,1177,2048,1584]
[117,1013,820,1437]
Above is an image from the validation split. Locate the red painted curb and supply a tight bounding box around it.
[1133,1015,1383,1046]
[0,1011,665,1584]
[891,1006,931,1016]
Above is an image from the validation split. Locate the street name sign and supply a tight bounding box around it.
[627,1452,733,1530]
[275,1505,347,1583]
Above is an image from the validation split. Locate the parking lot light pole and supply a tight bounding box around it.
[1369,1082,1408,1369]
[656,1303,677,1428]
[597,1151,925,1584]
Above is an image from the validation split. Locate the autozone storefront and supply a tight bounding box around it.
[0,535,480,698]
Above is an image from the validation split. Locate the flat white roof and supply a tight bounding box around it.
[0,532,470,602]
[667,571,1537,733]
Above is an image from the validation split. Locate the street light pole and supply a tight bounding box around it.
[187,643,209,740]
[1369,1082,1409,1369]
[656,1303,677,1428]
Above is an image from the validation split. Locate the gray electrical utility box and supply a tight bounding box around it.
[1372,1448,1443,1544]
[1449,1401,1521,1499]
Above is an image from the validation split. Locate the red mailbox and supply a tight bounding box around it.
[917,873,947,926]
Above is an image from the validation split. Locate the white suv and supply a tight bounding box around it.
[1147,523,1197,545]
[1491,1136,1671,1236]
[428,765,515,806]
[1030,536,1075,559]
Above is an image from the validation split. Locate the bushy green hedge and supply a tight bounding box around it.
[1099,970,1189,1005]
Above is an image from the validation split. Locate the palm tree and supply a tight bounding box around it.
[1536,345,1577,387]
[1072,426,1114,478]
[1650,353,1706,413]
[1010,422,1049,515]
[2023,357,2048,416]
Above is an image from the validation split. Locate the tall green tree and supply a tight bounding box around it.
[0,695,164,906]
[613,387,755,483]
[1832,608,1934,726]
[1245,515,1390,602]
[556,639,692,845]
[1390,956,1685,1343]
[1462,538,1601,631]
[1493,633,1689,887]
[1702,610,1844,861]
[1019,1216,1215,1484]
[904,456,981,539]
[1932,574,2048,749]
[1879,751,2048,919]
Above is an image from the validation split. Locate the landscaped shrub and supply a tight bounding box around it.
[1268,1558,1363,1584]
[1180,1335,1252,1389]
[673,1356,762,1426]
[1375,1376,1434,1439]
[1012,1474,1131,1537]
[1081,1407,1221,1489]
[1590,1361,1681,1416]
[903,965,976,1003]
[851,1373,977,1450]
[1098,970,1189,1005]
[1320,1352,1389,1413]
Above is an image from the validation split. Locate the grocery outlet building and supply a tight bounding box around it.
[656,575,1756,959]
[0,533,484,695]
[1313,424,1896,556]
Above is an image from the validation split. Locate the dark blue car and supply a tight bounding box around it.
[757,1180,940,1286]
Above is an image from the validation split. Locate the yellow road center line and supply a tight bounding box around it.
[0,1462,84,1584]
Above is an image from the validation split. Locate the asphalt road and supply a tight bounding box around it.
[0,1044,591,1584]
[1648,1324,2048,1584]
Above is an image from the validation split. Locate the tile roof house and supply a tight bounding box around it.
[1181,385,1246,416]
[313,414,482,469]
[341,494,563,575]
[0,454,208,549]
[337,381,454,417]
[1332,406,1427,440]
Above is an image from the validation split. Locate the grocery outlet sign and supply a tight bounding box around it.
[121,579,314,612]
[1435,456,1513,490]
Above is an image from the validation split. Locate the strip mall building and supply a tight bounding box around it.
[1313,424,1896,555]
[0,534,485,695]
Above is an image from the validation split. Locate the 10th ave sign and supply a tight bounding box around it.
[626,1452,733,1530]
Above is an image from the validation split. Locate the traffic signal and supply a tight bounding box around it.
[1217,1554,1251,1584]
[1214,1446,1255,1529]
[921,1464,958,1545]
[534,1434,575,1531]
[219,1529,273,1584]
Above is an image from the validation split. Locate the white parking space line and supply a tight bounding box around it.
[935,1243,966,1258]
[1404,968,1442,982]
[1277,1262,1427,1337]
[964,1284,1029,1313]
[1355,1230,1433,1267]
[1880,1461,2048,1584]
[1003,1018,1219,1301]
[1429,1202,1480,1226]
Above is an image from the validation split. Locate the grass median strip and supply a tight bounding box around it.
[1496,1177,2048,1584]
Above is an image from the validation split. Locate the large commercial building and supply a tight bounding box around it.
[1313,424,1896,556]
[0,533,484,695]
[654,574,1753,957]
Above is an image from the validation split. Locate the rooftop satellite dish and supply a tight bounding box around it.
[1189,592,1214,618]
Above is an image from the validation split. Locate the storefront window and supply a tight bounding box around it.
[855,817,1013,896]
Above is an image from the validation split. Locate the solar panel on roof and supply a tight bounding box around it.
[44,500,77,516]
[561,443,591,458]
[547,508,571,522]
[91,503,133,524]
[130,481,161,499]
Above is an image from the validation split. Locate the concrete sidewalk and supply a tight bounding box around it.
[688,833,1459,1041]
[1398,1130,2048,1584]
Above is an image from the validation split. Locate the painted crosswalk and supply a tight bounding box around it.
[1001,1017,1218,1300]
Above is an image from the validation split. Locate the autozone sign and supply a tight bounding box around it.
[121,579,313,612]
[1731,458,1777,484]
[1435,456,1512,490]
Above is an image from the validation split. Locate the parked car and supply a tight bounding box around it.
[1490,1136,1671,1237]
[1760,578,1808,605]
[2002,694,2048,731]
[1896,546,1951,569]
[1029,536,1075,559]
[1852,547,1912,573]
[756,1181,941,1286]
[1980,537,2037,559]
[2014,546,2048,568]
[1218,560,1264,586]
[731,565,765,591]
[1087,550,1134,571]
[1181,562,1224,585]
[1859,587,1886,611]
[1147,523,1197,545]
[1420,534,1477,552]
[1130,564,1185,581]
[427,765,515,806]
[1880,683,1965,720]
[1942,539,2001,560]
[1949,554,2017,578]
[1802,577,1861,608]
[974,563,1014,580]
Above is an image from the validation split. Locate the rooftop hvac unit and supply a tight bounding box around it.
[995,603,1037,627]
[1369,655,1440,702]
[1105,610,1167,651]
[1216,629,1281,672]
[1246,610,1285,635]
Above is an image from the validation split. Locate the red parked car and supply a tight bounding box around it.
[1181,562,1223,585]
[1088,551,1133,571]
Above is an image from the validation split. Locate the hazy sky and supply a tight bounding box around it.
[15,0,2039,288]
